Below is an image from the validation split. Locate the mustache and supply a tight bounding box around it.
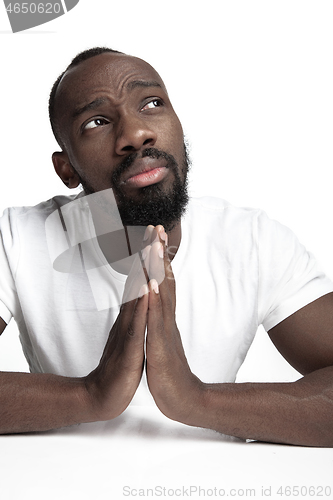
[111,148,178,187]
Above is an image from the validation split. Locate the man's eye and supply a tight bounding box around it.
[84,118,109,130]
[141,99,163,111]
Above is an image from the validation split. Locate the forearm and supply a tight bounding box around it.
[185,366,333,447]
[0,371,94,434]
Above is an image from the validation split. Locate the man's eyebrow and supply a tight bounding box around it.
[72,97,109,119]
[126,80,163,91]
[72,81,163,119]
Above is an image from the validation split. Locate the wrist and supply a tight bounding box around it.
[82,367,137,422]
[175,375,208,427]
[81,370,112,422]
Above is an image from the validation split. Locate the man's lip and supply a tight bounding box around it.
[123,166,169,188]
[120,157,168,184]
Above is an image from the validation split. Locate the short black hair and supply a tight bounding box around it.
[48,47,123,148]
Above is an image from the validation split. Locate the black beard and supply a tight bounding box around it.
[81,143,191,232]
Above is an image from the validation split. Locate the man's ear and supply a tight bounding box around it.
[52,152,81,189]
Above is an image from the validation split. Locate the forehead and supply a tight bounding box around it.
[56,53,166,111]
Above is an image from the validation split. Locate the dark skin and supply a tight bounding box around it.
[1,53,333,444]
[146,238,333,446]
[52,53,183,264]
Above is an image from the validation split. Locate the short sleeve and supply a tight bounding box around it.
[257,211,333,331]
[0,209,19,323]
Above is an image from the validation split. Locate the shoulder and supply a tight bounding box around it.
[186,196,295,238]
[0,193,82,229]
[0,194,82,251]
[182,197,305,265]
[1,193,81,220]
[186,196,262,220]
[185,196,265,235]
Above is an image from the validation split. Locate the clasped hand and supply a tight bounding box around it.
[85,225,204,424]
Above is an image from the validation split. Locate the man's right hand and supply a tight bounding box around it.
[0,229,152,434]
[84,292,148,421]
[83,244,150,421]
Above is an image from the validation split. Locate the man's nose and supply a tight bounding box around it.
[114,114,157,155]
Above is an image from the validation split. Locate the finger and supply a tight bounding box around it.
[146,278,177,376]
[138,225,155,284]
[114,289,148,378]
[121,225,156,305]
[148,241,166,287]
[147,279,165,345]
[149,237,176,313]
[102,287,147,360]
[155,225,168,246]
[125,286,148,339]
[147,278,185,363]
[141,225,169,283]
[142,225,155,245]
[122,246,150,304]
[152,225,173,287]
[120,284,148,335]
[163,247,176,311]
[138,243,151,284]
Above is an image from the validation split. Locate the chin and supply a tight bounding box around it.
[117,180,189,232]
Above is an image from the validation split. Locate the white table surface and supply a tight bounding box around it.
[1,405,332,500]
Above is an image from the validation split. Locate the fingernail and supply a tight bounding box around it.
[150,279,159,294]
[159,227,167,242]
[138,284,148,298]
[161,230,168,247]
[158,243,164,259]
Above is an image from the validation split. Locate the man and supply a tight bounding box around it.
[1,47,333,445]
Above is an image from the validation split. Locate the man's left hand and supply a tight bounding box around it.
[145,227,204,424]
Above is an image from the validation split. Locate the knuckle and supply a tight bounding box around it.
[127,323,136,337]
[127,306,144,338]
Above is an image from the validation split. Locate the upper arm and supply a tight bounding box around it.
[268,292,333,375]
[0,317,7,336]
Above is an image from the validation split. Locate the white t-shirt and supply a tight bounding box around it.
[0,195,332,400]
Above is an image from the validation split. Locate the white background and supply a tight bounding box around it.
[0,2,333,499]
[0,3,333,387]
